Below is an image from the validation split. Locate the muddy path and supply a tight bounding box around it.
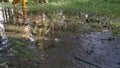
[0,11,120,68]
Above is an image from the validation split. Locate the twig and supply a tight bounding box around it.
[68,52,101,68]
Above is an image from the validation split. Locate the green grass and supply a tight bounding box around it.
[27,0,120,16]
[0,0,120,16]
[0,2,13,7]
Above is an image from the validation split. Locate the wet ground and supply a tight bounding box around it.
[35,29,120,68]
[0,12,120,68]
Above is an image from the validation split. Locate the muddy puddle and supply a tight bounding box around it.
[34,29,120,68]
[0,7,120,68]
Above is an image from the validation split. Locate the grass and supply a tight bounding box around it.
[0,0,120,16]
[27,0,120,16]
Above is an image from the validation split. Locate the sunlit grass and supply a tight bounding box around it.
[0,0,120,16]
[0,2,13,7]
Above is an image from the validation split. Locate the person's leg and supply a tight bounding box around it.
[12,0,21,17]
[12,0,20,8]
[21,0,27,19]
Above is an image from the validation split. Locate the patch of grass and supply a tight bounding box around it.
[1,0,120,16]
[27,0,120,17]
[0,2,13,7]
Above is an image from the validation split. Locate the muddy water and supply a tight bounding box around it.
[0,8,120,68]
[29,12,120,68]
[34,28,120,68]
[1,21,120,68]
[71,30,120,68]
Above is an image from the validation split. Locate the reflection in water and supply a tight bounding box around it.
[24,18,36,49]
[0,35,8,50]
[28,36,35,49]
[0,9,9,52]
[0,23,5,36]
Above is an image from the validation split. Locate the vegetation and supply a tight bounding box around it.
[0,0,120,16]
[24,0,120,16]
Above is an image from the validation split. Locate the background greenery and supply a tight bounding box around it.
[0,0,120,16]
